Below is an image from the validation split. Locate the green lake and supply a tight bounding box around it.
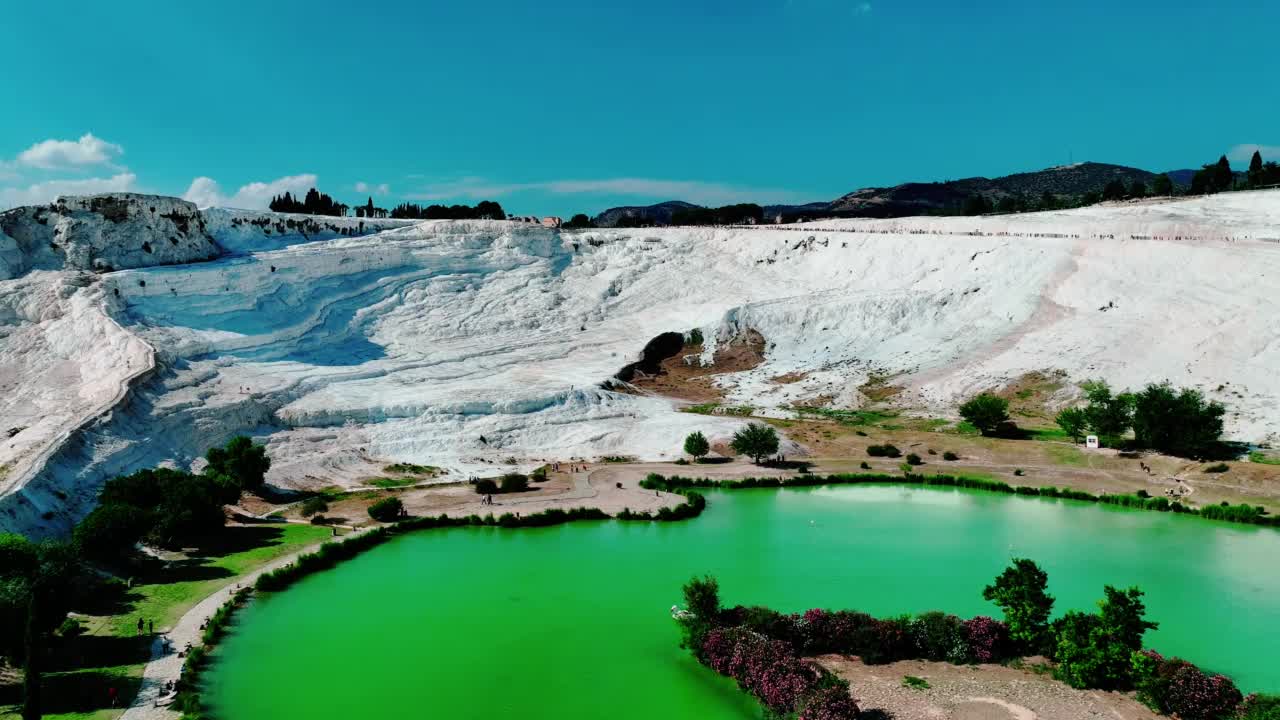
[204,486,1280,718]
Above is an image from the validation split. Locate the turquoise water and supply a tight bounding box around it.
[205,486,1280,718]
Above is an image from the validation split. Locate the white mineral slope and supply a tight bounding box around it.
[2,190,1280,536]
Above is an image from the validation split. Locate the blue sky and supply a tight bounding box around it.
[2,0,1277,215]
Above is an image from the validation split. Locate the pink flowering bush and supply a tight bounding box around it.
[1131,649,1242,720]
[797,684,861,720]
[961,616,1009,663]
[702,627,857,716]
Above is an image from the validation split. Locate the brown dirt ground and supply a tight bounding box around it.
[622,330,766,403]
[820,655,1160,720]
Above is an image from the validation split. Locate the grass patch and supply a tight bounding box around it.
[1024,426,1072,442]
[382,463,438,475]
[948,421,981,436]
[683,403,752,416]
[902,675,930,690]
[1044,443,1087,467]
[99,524,329,637]
[601,455,635,464]
[368,476,419,489]
[1249,451,1280,466]
[794,407,896,426]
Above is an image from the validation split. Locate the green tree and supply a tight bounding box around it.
[72,503,150,560]
[1102,179,1128,201]
[368,497,405,522]
[683,431,710,460]
[678,574,721,656]
[1150,173,1173,196]
[1081,380,1133,444]
[1055,407,1089,443]
[959,393,1011,436]
[1130,383,1225,457]
[1054,586,1157,689]
[729,423,779,464]
[1249,150,1265,188]
[205,435,271,494]
[982,558,1055,654]
[1214,155,1234,191]
[1128,179,1146,199]
[564,213,593,228]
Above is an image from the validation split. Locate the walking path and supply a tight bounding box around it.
[120,533,348,720]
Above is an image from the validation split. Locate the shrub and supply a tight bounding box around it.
[474,478,499,494]
[1164,662,1243,720]
[797,683,861,720]
[529,466,548,482]
[959,394,1011,436]
[1204,463,1229,473]
[1239,694,1280,720]
[962,616,1009,663]
[867,444,901,458]
[300,497,329,517]
[1014,468,1024,476]
[1136,489,1150,499]
[309,514,329,525]
[500,473,529,493]
[859,461,871,470]
[943,451,959,461]
[906,453,924,466]
[909,611,966,662]
[368,497,404,522]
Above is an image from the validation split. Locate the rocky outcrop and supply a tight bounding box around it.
[0,193,221,280]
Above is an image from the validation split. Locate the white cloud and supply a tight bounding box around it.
[182,173,318,209]
[17,133,124,170]
[0,173,137,210]
[406,176,809,206]
[1228,144,1280,163]
[354,181,390,195]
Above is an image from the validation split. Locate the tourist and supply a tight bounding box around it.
[148,619,153,634]
[136,617,144,635]
[108,686,118,707]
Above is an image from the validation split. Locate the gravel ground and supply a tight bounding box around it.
[817,655,1161,720]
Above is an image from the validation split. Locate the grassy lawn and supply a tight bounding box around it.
[1044,442,1088,467]
[0,523,328,720]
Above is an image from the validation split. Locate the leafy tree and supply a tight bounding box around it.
[683,431,710,460]
[1214,155,1234,191]
[1249,150,1265,188]
[1265,161,1280,186]
[958,393,1010,436]
[982,558,1054,654]
[730,423,779,464]
[1054,586,1157,689]
[563,213,594,228]
[678,574,721,656]
[1128,179,1146,199]
[1055,407,1089,443]
[963,194,993,216]
[1039,191,1058,210]
[474,478,498,495]
[368,497,405,522]
[1102,179,1128,201]
[1151,173,1174,196]
[268,188,347,216]
[1130,383,1224,457]
[1080,380,1133,444]
[205,435,271,495]
[72,503,150,560]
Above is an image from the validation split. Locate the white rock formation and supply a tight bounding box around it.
[2,190,1279,536]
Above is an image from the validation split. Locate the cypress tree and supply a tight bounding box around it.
[1249,150,1265,187]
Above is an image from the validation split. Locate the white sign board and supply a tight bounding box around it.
[1085,435,1100,449]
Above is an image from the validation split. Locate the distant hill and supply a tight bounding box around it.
[828,162,1158,217]
[592,201,697,228]
[590,161,1207,226]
